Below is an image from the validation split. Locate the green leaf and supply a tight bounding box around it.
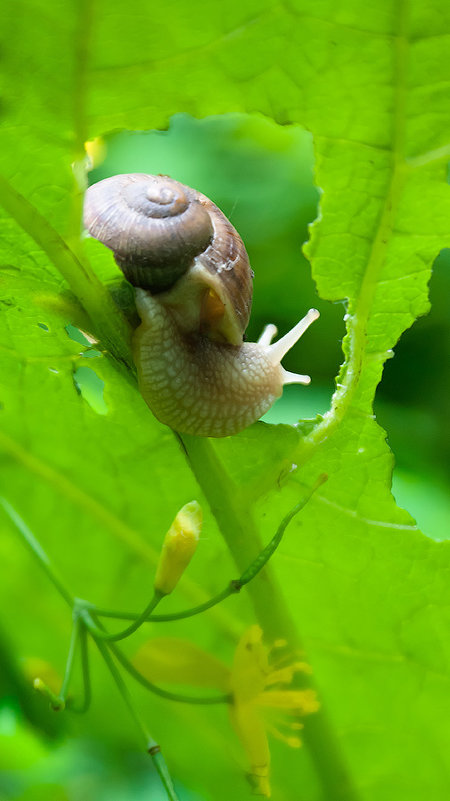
[1,2,449,801]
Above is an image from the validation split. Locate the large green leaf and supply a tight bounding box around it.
[1,2,449,801]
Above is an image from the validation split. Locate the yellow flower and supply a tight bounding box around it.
[154,501,202,596]
[228,626,319,796]
[135,624,319,796]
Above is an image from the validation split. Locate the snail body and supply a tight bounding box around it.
[84,174,319,437]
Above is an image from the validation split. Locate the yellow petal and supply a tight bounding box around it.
[264,666,296,686]
[266,721,303,749]
[265,662,312,687]
[256,689,320,714]
[134,637,230,690]
[230,625,268,703]
[230,702,271,797]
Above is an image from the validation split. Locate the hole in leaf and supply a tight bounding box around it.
[375,249,450,540]
[65,324,98,347]
[88,113,345,421]
[73,367,108,415]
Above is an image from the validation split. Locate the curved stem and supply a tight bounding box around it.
[110,642,231,706]
[58,617,81,705]
[238,473,327,587]
[33,618,80,712]
[91,481,326,624]
[83,592,163,641]
[91,583,236,623]
[88,611,229,707]
[68,625,91,714]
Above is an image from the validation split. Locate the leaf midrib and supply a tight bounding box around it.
[301,0,411,463]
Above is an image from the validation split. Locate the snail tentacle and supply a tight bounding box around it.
[266,309,320,365]
[257,324,278,347]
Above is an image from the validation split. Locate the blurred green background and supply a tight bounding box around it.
[2,112,449,801]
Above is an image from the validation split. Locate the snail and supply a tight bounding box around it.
[83,173,319,437]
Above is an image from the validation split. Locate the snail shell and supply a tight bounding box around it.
[83,173,253,345]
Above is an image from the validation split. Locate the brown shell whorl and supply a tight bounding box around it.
[83,174,214,292]
[195,194,253,342]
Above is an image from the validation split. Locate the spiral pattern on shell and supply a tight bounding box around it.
[83,173,214,292]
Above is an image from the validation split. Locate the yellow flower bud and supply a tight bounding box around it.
[154,501,202,596]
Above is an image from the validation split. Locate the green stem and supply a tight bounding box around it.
[94,637,179,801]
[94,636,151,743]
[0,498,74,608]
[179,435,298,638]
[91,483,326,624]
[68,625,91,714]
[33,678,65,711]
[82,592,163,641]
[150,749,179,801]
[238,473,327,587]
[0,175,134,370]
[0,497,178,801]
[110,642,231,706]
[179,435,359,801]
[90,582,236,622]
[58,617,81,705]
[89,611,229,706]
